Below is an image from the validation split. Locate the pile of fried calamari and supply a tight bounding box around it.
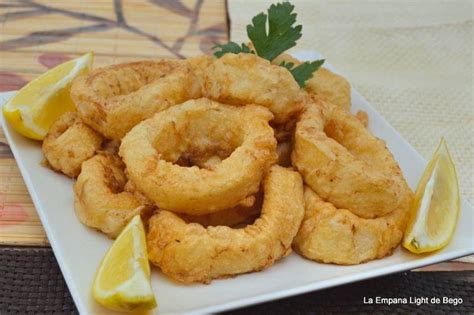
[42,52,413,284]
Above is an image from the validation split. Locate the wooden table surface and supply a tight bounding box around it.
[0,0,472,270]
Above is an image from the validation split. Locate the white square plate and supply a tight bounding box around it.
[1,57,473,314]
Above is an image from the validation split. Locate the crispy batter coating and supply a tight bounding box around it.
[42,112,103,178]
[203,53,305,123]
[74,153,149,238]
[293,187,412,265]
[356,110,369,128]
[120,98,277,215]
[71,59,202,139]
[147,166,305,283]
[186,55,214,92]
[292,98,410,218]
[273,54,351,110]
[124,179,261,228]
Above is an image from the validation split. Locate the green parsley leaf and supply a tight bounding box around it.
[213,42,251,58]
[247,2,302,61]
[279,61,295,71]
[281,59,325,87]
[212,1,323,88]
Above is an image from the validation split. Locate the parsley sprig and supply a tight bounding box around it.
[280,60,325,87]
[247,3,301,61]
[214,42,251,58]
[213,2,324,87]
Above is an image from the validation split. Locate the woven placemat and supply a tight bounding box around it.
[0,247,472,314]
[0,247,77,314]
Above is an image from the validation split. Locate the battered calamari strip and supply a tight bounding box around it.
[42,112,103,178]
[74,153,150,238]
[203,53,305,123]
[71,59,202,139]
[293,187,412,265]
[292,98,409,218]
[120,98,277,215]
[147,166,305,283]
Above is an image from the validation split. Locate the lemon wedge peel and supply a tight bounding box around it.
[403,138,460,254]
[2,52,93,140]
[92,215,157,312]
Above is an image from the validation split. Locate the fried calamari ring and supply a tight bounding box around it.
[147,166,304,283]
[292,98,409,218]
[273,53,351,110]
[42,112,103,178]
[293,187,412,265]
[74,153,149,238]
[71,59,201,139]
[124,180,261,228]
[120,98,277,215]
[186,55,214,92]
[203,53,305,123]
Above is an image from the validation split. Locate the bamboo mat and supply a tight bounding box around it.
[0,0,227,246]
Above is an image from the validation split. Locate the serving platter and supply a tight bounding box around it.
[1,53,473,314]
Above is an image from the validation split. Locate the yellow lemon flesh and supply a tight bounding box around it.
[93,215,157,312]
[2,52,93,140]
[403,138,460,254]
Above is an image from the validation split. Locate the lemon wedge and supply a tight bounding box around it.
[403,138,460,254]
[93,215,157,312]
[2,52,93,140]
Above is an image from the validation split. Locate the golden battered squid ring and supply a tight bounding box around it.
[292,98,409,218]
[120,98,277,215]
[293,187,412,265]
[203,53,305,124]
[71,59,202,140]
[74,153,149,238]
[124,180,262,228]
[42,112,103,178]
[147,166,305,283]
